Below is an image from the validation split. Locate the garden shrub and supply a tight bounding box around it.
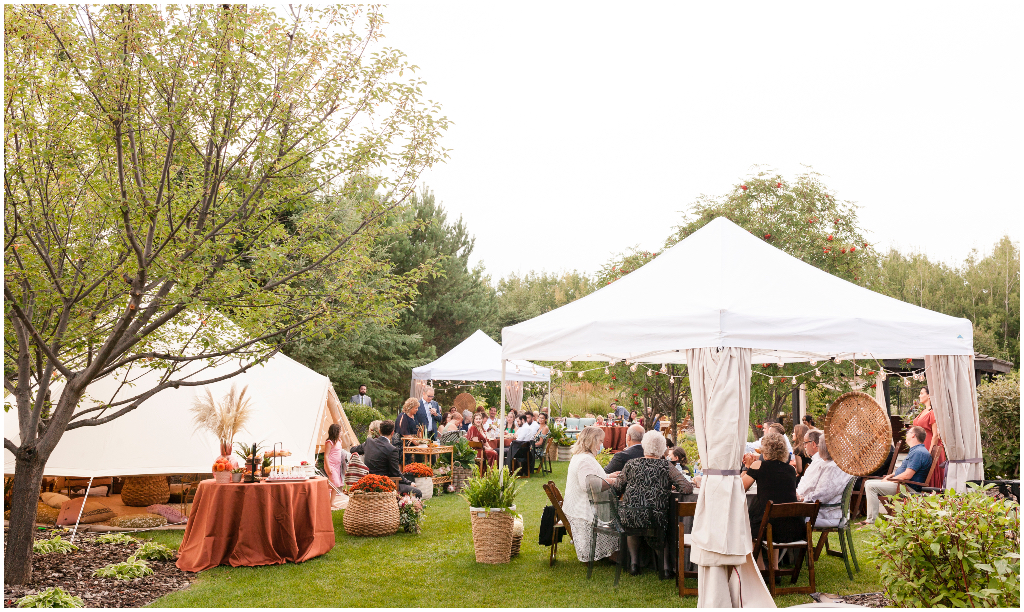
[96,532,136,545]
[342,402,388,443]
[135,540,175,560]
[16,587,83,608]
[32,535,78,555]
[870,484,1020,607]
[977,371,1019,480]
[93,555,153,580]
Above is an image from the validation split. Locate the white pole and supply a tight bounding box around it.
[499,360,506,485]
[69,476,93,544]
[546,378,551,417]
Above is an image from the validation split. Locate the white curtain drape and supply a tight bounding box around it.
[504,380,523,414]
[686,347,774,608]
[924,355,983,491]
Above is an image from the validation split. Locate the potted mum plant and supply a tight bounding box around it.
[402,463,434,500]
[461,466,525,564]
[343,474,399,537]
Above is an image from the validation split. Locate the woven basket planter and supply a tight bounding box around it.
[469,506,515,564]
[120,476,170,507]
[343,490,399,537]
[510,533,522,557]
[452,466,474,493]
[825,391,893,477]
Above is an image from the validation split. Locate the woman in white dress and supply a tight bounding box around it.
[562,426,620,562]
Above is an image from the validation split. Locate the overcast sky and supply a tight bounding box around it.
[381,1,1022,281]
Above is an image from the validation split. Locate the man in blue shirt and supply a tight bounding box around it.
[859,425,932,524]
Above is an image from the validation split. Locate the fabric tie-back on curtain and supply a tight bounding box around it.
[504,380,523,414]
[925,355,983,491]
[874,371,887,412]
[686,347,774,608]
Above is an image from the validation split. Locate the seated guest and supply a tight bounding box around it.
[857,426,932,525]
[795,432,849,528]
[461,410,473,432]
[629,410,639,424]
[790,424,811,479]
[367,420,382,440]
[612,430,692,578]
[561,426,620,563]
[396,398,420,440]
[604,424,645,474]
[466,412,497,469]
[595,415,606,426]
[534,413,550,448]
[751,422,794,462]
[484,406,498,430]
[504,410,518,434]
[666,446,690,479]
[742,432,803,569]
[350,421,421,498]
[802,414,815,429]
[442,411,464,434]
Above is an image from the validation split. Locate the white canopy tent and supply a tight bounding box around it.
[411,329,551,475]
[4,352,351,478]
[501,217,977,607]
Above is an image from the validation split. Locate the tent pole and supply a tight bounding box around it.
[499,361,506,485]
[546,379,551,417]
[70,476,93,544]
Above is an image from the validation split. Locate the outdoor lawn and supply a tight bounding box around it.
[145,462,884,607]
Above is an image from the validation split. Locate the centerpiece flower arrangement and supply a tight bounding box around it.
[402,463,434,479]
[350,474,397,494]
[190,383,253,471]
[398,494,425,534]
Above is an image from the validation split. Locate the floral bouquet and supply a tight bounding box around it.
[350,474,397,493]
[398,494,425,534]
[434,465,451,476]
[403,463,434,478]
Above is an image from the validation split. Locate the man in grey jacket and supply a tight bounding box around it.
[350,384,372,406]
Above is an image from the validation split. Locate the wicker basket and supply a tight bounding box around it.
[120,476,171,507]
[454,392,477,414]
[343,490,399,537]
[510,533,522,557]
[451,466,474,493]
[824,391,893,477]
[469,507,514,564]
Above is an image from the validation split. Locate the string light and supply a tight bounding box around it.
[815,369,821,377]
[777,358,784,367]
[565,361,572,368]
[646,369,652,377]
[856,366,862,376]
[604,367,609,375]
[769,377,774,384]
[608,359,616,366]
[835,356,843,364]
[577,371,584,378]
[629,364,637,372]
[660,363,667,374]
[810,360,817,366]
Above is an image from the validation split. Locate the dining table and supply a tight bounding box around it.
[176,477,335,572]
[598,425,628,451]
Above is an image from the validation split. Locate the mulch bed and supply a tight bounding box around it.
[812,591,892,608]
[3,527,194,608]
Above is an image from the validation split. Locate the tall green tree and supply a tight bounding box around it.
[494,270,595,330]
[3,4,447,583]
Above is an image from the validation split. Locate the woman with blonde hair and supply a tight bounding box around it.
[367,420,382,440]
[561,426,620,562]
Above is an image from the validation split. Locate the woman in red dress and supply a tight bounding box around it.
[467,412,497,469]
[912,386,946,488]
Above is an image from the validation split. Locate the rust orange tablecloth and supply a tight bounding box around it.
[600,426,627,451]
[176,477,335,572]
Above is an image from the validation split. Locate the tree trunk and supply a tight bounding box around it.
[5,453,48,585]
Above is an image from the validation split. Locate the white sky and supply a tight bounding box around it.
[381,1,1022,281]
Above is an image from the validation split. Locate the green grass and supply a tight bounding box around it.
[147,462,884,607]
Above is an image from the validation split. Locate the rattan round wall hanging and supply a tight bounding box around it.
[824,391,892,477]
[454,392,477,414]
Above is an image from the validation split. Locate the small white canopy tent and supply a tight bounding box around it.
[412,329,551,383]
[501,217,977,607]
[4,352,353,478]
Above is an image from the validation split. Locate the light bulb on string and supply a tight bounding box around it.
[565,361,572,368]
[604,367,609,375]
[578,371,584,378]
[810,360,817,366]
[777,358,784,367]
[769,377,774,384]
[608,359,616,366]
[557,370,563,378]
[815,369,821,377]
[629,363,637,372]
[647,369,652,377]
[660,363,667,374]
[856,367,862,376]
[903,378,911,387]
[836,356,843,364]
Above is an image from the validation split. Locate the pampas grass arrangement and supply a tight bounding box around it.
[190,383,254,445]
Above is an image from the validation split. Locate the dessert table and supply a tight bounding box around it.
[598,426,628,452]
[176,477,334,572]
[400,440,454,486]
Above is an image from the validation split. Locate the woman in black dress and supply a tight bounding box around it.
[611,430,692,579]
[742,431,803,570]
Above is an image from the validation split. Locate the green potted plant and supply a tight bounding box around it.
[451,438,479,492]
[461,466,524,564]
[549,424,573,461]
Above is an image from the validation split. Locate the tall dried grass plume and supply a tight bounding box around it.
[189,383,254,443]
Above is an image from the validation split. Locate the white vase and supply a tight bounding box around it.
[415,477,433,500]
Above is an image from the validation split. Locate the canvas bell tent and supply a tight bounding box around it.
[4,352,356,478]
[500,217,977,608]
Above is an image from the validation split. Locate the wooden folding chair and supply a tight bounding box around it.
[753,501,821,597]
[676,501,698,597]
[543,480,574,566]
[467,440,486,476]
[852,440,903,519]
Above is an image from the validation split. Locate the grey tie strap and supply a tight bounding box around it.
[947,458,983,464]
[703,469,743,476]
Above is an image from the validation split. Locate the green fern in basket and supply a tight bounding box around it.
[461,466,524,510]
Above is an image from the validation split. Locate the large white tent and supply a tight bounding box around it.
[501,217,978,607]
[4,352,354,478]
